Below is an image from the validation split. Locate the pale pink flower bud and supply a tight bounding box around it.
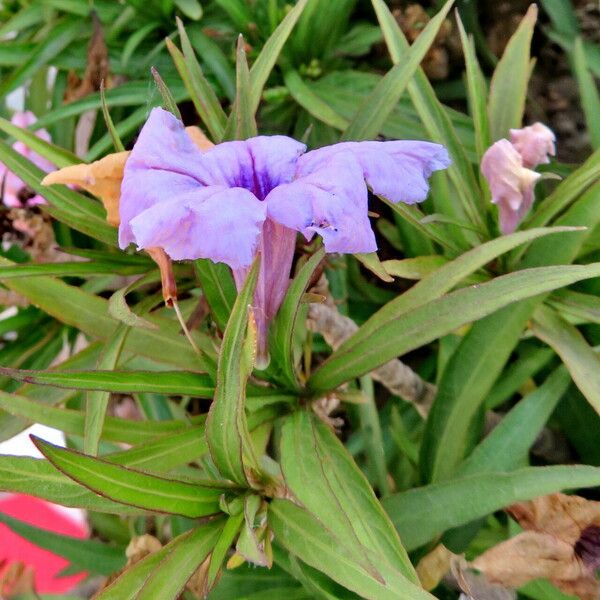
[481,139,541,234]
[509,122,556,168]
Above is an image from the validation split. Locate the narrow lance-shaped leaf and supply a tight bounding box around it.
[206,259,260,485]
[0,367,214,396]
[224,35,257,141]
[532,305,600,414]
[308,262,600,393]
[135,519,224,600]
[99,81,125,152]
[0,390,205,445]
[169,18,227,141]
[268,248,325,389]
[456,12,491,160]
[572,36,600,149]
[194,259,237,331]
[280,410,419,583]
[0,115,80,168]
[0,512,125,576]
[383,465,600,551]
[343,0,454,141]
[247,0,309,113]
[459,366,571,476]
[84,325,128,456]
[269,499,434,600]
[95,520,224,600]
[33,437,224,517]
[0,456,141,515]
[488,4,537,140]
[309,227,585,390]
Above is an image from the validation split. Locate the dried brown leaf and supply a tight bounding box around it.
[65,14,110,102]
[471,493,600,600]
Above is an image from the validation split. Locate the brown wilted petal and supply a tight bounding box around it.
[65,14,110,102]
[42,152,129,226]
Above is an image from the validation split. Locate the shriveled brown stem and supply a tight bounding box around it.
[307,302,436,416]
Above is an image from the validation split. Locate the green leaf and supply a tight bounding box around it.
[308,227,589,392]
[528,154,600,229]
[382,256,448,280]
[248,0,309,114]
[280,410,418,583]
[0,255,214,372]
[0,18,84,97]
[206,259,260,485]
[108,287,159,330]
[487,5,537,140]
[456,13,491,159]
[548,289,600,325]
[194,259,237,331]
[343,0,454,141]
[34,437,224,517]
[485,346,555,409]
[151,67,183,120]
[354,252,394,283]
[383,465,600,550]
[0,367,214,396]
[283,69,349,130]
[99,82,126,152]
[0,116,80,168]
[269,499,434,600]
[0,512,125,576]
[207,512,245,587]
[225,35,257,140]
[136,520,223,600]
[269,249,325,388]
[174,0,203,20]
[572,36,600,149]
[96,520,223,600]
[0,390,203,444]
[459,366,571,475]
[0,261,148,278]
[532,306,600,414]
[84,325,128,456]
[419,302,533,482]
[171,19,227,141]
[0,456,140,514]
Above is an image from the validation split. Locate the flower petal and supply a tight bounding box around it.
[298,140,450,204]
[481,139,540,234]
[509,122,555,169]
[266,153,377,254]
[199,135,306,199]
[128,186,266,269]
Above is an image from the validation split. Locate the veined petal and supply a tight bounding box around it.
[199,135,306,199]
[266,153,376,254]
[298,140,450,204]
[128,186,266,269]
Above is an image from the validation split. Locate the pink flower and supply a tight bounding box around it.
[509,122,556,169]
[0,494,88,595]
[481,139,541,235]
[0,112,54,208]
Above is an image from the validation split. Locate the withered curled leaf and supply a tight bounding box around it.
[471,493,600,600]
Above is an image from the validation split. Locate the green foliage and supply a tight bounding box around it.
[1,2,600,599]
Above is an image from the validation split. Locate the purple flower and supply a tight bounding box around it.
[120,108,450,364]
[0,111,54,208]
